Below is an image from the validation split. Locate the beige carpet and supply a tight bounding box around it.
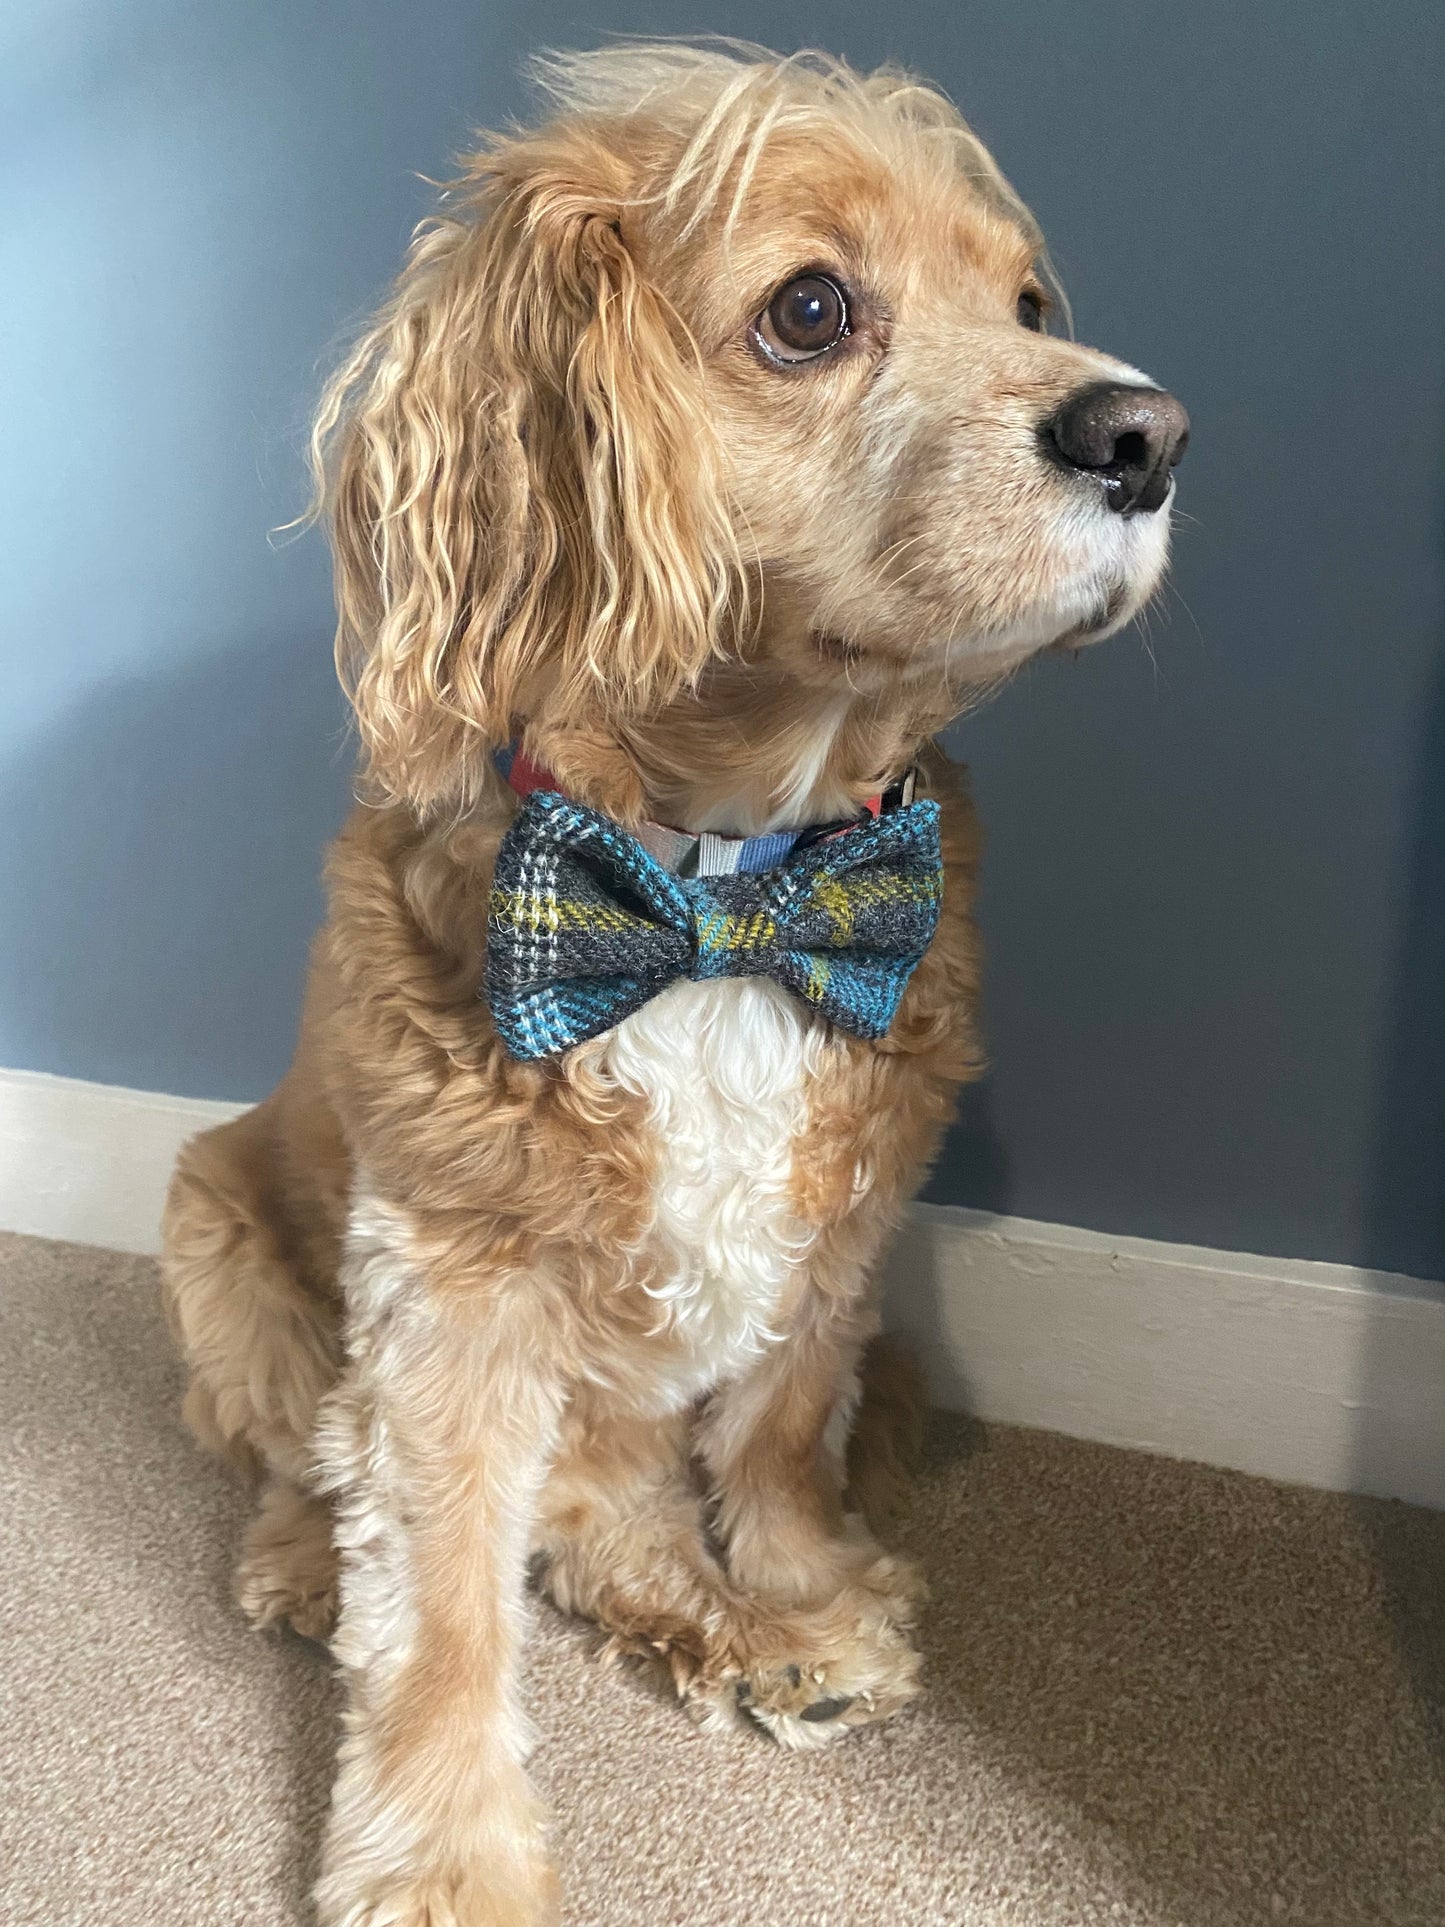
[2,1232,1444,1927]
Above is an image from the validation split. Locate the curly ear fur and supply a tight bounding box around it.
[313,126,743,811]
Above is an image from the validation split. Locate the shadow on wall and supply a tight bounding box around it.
[0,625,352,1103]
[923,1070,1014,1218]
[1354,413,1445,1767]
[1364,553,1445,1281]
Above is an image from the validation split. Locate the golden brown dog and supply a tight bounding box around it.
[161,43,1186,1926]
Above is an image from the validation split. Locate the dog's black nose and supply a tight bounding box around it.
[1045,383,1190,515]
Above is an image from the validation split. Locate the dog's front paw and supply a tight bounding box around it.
[236,1550,338,1642]
[736,1604,921,1750]
[705,1554,925,1750]
[236,1481,339,1642]
[314,1858,562,1927]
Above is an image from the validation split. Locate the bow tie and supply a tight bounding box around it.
[485,788,944,1060]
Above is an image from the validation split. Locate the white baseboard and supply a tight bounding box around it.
[0,1068,244,1259]
[2,1066,1441,1508]
[884,1205,1445,1510]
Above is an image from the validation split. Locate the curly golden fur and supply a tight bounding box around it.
[161,42,1180,1926]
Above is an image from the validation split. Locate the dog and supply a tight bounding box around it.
[162,41,1186,1927]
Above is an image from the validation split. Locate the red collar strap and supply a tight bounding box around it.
[500,744,885,814]
[495,743,910,880]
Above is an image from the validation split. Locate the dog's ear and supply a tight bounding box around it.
[316,132,742,810]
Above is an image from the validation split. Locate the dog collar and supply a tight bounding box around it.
[495,742,915,880]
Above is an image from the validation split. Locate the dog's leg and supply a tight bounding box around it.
[538,1384,920,1748]
[535,1401,749,1720]
[844,1333,928,1533]
[312,1205,564,1927]
[235,1476,339,1641]
[162,1108,340,1484]
[162,1107,347,1640]
[694,1291,923,1749]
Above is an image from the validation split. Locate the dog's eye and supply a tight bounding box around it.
[754,274,849,365]
[1017,289,1046,333]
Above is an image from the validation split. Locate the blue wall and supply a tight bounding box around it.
[3,2,1442,1277]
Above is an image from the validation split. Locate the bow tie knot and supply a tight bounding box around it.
[485,791,943,1060]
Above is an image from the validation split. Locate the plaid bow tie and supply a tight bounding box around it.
[485,789,944,1060]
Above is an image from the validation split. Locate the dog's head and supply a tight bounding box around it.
[319,44,1187,810]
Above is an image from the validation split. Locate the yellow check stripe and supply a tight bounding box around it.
[695,907,778,955]
[806,870,938,942]
[802,957,832,1003]
[488,889,652,937]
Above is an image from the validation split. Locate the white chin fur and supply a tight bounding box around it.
[942,492,1171,678]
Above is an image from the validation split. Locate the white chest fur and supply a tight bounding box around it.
[600,977,825,1405]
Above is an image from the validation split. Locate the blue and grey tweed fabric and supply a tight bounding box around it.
[485,789,944,1060]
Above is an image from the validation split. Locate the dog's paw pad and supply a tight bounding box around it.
[798,1693,855,1723]
[734,1670,869,1743]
